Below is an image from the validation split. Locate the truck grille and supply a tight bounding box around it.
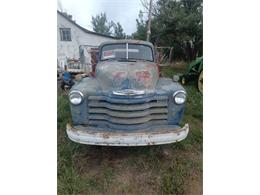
[87,95,168,130]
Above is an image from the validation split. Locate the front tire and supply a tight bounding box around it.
[198,70,203,93]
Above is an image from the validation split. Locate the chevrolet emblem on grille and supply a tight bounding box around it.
[113,89,145,96]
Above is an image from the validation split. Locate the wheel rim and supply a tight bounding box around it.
[198,70,203,93]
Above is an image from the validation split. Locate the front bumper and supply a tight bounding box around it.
[66,123,189,146]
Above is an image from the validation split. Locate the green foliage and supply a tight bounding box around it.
[57,95,70,129]
[91,12,127,38]
[132,11,147,40]
[133,0,203,61]
[113,22,126,39]
[161,156,189,195]
[161,65,187,77]
[91,13,114,35]
[58,140,98,194]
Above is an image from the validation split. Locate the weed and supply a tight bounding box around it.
[57,95,71,129]
[162,65,187,78]
[100,162,114,191]
[58,166,81,194]
[160,151,201,195]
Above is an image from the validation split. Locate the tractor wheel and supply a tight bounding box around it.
[198,70,203,93]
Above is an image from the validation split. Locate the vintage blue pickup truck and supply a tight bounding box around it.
[66,40,189,146]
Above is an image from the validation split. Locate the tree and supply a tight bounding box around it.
[91,13,114,35]
[113,22,126,39]
[125,34,133,39]
[133,0,203,61]
[132,11,147,40]
[91,13,127,39]
[156,0,203,60]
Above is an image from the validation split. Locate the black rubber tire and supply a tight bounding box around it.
[198,70,203,93]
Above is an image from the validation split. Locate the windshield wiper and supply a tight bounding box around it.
[117,58,136,62]
[129,58,151,62]
[102,58,115,61]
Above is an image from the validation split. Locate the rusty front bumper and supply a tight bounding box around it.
[66,123,189,146]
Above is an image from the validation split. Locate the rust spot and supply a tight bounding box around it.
[102,133,110,139]
[147,63,156,68]
[136,71,151,80]
[114,71,127,79]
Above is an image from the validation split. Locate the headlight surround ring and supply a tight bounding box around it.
[173,90,187,105]
[69,90,84,105]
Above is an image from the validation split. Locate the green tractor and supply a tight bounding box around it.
[180,57,203,93]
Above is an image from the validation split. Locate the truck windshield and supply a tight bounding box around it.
[100,43,154,62]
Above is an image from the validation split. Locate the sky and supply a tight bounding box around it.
[58,0,145,35]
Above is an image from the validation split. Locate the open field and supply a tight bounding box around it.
[57,64,203,195]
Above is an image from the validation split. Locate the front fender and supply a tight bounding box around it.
[156,78,186,125]
[70,77,101,125]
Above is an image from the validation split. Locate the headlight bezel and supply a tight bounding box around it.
[69,90,84,105]
[173,90,187,105]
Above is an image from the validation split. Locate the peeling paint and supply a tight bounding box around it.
[96,61,159,91]
[68,40,189,146]
[67,123,189,146]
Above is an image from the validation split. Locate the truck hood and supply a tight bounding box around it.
[95,61,159,93]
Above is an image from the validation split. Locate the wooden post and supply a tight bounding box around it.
[169,47,173,63]
[90,51,97,76]
[146,0,153,41]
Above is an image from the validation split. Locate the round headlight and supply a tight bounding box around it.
[173,90,186,104]
[69,91,84,105]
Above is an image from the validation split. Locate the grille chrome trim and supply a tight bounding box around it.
[89,108,168,118]
[88,101,167,111]
[89,114,168,124]
[113,89,145,96]
[88,95,168,104]
[87,95,169,128]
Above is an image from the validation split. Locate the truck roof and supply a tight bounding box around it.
[99,39,154,48]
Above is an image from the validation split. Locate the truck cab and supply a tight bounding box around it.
[66,40,189,146]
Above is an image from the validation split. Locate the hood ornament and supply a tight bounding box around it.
[113,89,145,96]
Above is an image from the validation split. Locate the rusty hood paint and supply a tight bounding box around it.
[95,61,159,92]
